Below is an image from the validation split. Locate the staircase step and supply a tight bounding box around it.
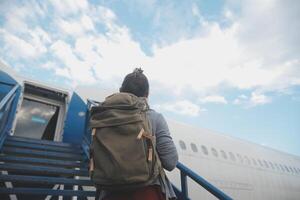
[0,155,87,168]
[4,140,82,153]
[7,136,80,148]
[0,174,94,186]
[0,188,96,197]
[2,147,84,161]
[0,163,89,176]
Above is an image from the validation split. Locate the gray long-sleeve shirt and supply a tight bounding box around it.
[98,109,178,199]
[148,109,178,199]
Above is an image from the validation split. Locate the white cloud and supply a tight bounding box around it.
[233,94,248,105]
[1,30,39,59]
[224,9,234,20]
[249,92,271,106]
[4,13,28,33]
[81,15,95,31]
[56,18,82,36]
[26,30,49,54]
[199,95,228,104]
[233,93,271,107]
[154,100,204,117]
[55,67,72,79]
[1,0,299,104]
[1,9,50,61]
[146,22,298,94]
[0,2,50,61]
[32,27,52,44]
[56,14,95,36]
[50,40,96,84]
[41,61,57,70]
[2,2,46,34]
[50,0,88,16]
[41,61,72,79]
[95,6,117,22]
[191,4,200,18]
[59,1,300,98]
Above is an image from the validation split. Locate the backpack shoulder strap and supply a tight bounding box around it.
[144,108,168,200]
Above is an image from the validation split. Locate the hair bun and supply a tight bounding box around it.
[133,68,143,74]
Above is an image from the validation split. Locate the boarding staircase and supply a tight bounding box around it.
[0,135,95,200]
[0,83,233,200]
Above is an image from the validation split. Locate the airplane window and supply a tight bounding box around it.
[237,154,243,163]
[297,168,300,174]
[258,159,263,167]
[280,164,284,171]
[293,167,298,174]
[274,163,279,170]
[244,156,250,165]
[229,152,236,161]
[191,143,198,152]
[284,165,290,172]
[201,145,208,155]
[263,160,269,168]
[252,158,257,166]
[289,166,294,173]
[211,148,218,157]
[279,164,285,172]
[179,140,186,150]
[269,162,274,170]
[220,150,227,159]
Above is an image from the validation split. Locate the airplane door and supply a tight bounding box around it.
[14,98,60,140]
[12,81,68,141]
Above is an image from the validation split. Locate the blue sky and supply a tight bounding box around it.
[0,0,299,155]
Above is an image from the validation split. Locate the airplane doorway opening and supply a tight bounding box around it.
[14,98,60,140]
[13,82,68,141]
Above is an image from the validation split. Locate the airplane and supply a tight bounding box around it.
[0,60,299,200]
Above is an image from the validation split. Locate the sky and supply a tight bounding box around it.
[0,0,299,156]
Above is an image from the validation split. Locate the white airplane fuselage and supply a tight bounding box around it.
[167,120,300,199]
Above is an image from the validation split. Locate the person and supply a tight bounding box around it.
[97,68,178,200]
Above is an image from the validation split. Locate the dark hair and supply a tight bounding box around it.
[120,68,149,97]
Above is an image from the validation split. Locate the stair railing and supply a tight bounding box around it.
[81,99,101,159]
[0,84,20,149]
[173,162,233,200]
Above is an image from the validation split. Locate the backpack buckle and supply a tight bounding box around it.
[137,128,154,141]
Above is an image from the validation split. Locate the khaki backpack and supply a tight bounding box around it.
[89,92,165,190]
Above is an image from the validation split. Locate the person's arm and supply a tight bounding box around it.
[155,113,178,171]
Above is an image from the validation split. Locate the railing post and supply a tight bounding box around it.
[0,85,19,150]
[176,162,233,200]
[82,99,101,160]
[180,171,189,200]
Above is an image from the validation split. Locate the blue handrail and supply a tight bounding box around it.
[175,162,233,200]
[0,84,19,149]
[81,99,101,160]
[87,99,101,108]
[0,84,18,110]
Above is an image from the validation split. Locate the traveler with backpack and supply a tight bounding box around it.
[89,68,178,200]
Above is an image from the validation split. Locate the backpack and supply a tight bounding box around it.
[89,92,164,190]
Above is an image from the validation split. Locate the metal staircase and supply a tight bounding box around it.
[0,135,96,200]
